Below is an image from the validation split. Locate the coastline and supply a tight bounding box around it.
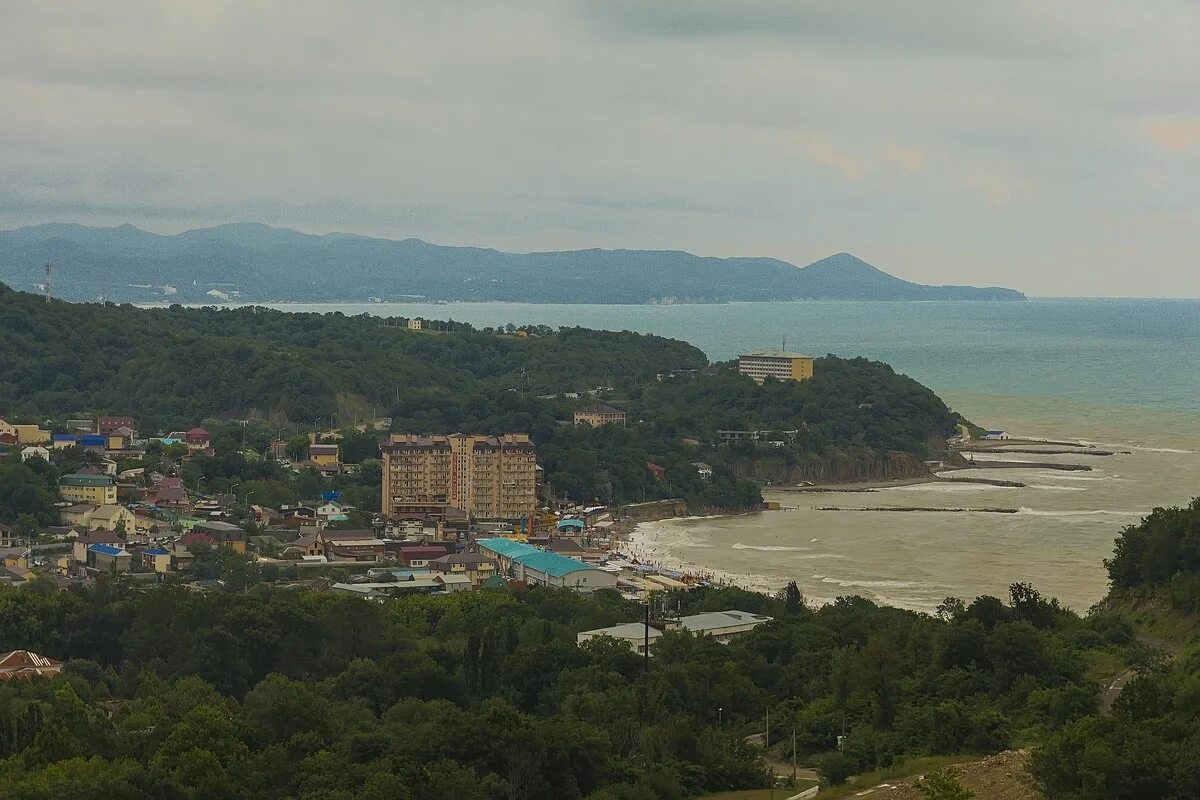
[617,427,1163,614]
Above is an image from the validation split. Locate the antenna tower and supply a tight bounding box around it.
[44,261,52,303]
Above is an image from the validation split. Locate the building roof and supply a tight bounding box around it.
[309,443,339,453]
[0,650,63,680]
[476,538,536,559]
[400,546,449,556]
[51,434,77,442]
[319,528,376,540]
[88,543,128,557]
[575,403,625,415]
[327,537,386,547]
[186,427,209,436]
[740,351,811,359]
[142,547,170,556]
[78,530,123,544]
[435,573,472,585]
[580,622,663,642]
[382,433,535,453]
[88,506,128,521]
[513,550,596,579]
[59,474,115,487]
[680,610,774,633]
[430,552,495,568]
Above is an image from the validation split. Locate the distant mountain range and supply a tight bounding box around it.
[0,222,1026,303]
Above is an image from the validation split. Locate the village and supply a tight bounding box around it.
[0,410,774,656]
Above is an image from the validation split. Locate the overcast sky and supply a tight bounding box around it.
[3,2,1199,297]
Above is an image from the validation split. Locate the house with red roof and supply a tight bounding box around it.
[0,651,63,680]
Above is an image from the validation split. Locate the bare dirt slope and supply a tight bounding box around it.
[848,751,1039,800]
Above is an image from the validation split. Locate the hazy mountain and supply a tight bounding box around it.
[0,223,1026,303]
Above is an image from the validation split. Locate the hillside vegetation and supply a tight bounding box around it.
[0,223,1027,303]
[0,283,963,509]
[1027,499,1200,798]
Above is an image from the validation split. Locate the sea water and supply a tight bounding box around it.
[268,298,1200,612]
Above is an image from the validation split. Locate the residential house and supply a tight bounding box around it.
[0,651,63,680]
[20,446,50,462]
[0,432,16,447]
[13,424,51,445]
[316,529,385,561]
[78,434,108,453]
[434,573,472,593]
[0,418,15,438]
[984,430,1010,440]
[398,545,449,568]
[546,538,604,564]
[316,500,353,524]
[141,547,171,573]
[577,609,774,654]
[406,318,422,330]
[572,403,627,428]
[691,462,714,481]
[178,530,216,550]
[0,523,27,548]
[71,530,124,564]
[645,462,666,481]
[280,533,324,559]
[51,434,77,449]
[192,521,247,554]
[97,416,136,437]
[86,504,136,533]
[428,552,497,588]
[151,477,191,513]
[184,427,211,453]
[475,538,618,592]
[106,426,136,451]
[309,443,340,471]
[87,543,131,574]
[59,473,118,505]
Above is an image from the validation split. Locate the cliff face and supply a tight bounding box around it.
[719,450,931,484]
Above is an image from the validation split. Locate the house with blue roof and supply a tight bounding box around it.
[475,538,617,592]
[141,547,171,573]
[87,543,131,574]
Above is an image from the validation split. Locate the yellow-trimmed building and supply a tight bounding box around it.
[14,424,51,445]
[737,351,815,384]
[573,404,627,428]
[58,474,118,505]
[309,443,340,468]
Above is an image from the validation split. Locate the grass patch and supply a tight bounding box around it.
[699,784,818,800]
[814,755,977,799]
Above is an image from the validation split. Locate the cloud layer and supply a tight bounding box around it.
[2,1,1199,296]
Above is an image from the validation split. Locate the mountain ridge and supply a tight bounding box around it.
[0,222,1027,303]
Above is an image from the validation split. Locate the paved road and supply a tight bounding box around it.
[1100,668,1137,713]
[744,733,820,782]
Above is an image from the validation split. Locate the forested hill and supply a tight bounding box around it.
[0,282,705,429]
[0,222,1026,303]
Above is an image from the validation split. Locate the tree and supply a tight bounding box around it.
[919,768,973,800]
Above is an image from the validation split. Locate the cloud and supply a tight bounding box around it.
[0,1,1198,296]
[1145,121,1200,154]
[959,162,1037,206]
[882,146,927,175]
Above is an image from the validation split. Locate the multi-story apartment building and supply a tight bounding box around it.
[381,433,537,520]
[572,403,627,428]
[737,351,815,384]
[58,474,117,505]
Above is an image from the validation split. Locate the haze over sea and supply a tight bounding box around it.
[274,298,1200,612]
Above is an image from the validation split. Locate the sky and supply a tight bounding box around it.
[2,2,1199,297]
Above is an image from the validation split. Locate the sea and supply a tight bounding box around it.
[267,298,1200,613]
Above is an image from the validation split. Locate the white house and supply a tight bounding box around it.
[20,446,50,463]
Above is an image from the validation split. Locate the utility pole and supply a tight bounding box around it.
[766,706,770,749]
[792,728,796,783]
[643,600,650,674]
[44,261,52,303]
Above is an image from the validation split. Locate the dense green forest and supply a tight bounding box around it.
[0,282,963,510]
[0,282,705,429]
[0,574,1134,800]
[1026,499,1200,798]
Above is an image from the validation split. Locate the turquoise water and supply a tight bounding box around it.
[268,298,1200,611]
